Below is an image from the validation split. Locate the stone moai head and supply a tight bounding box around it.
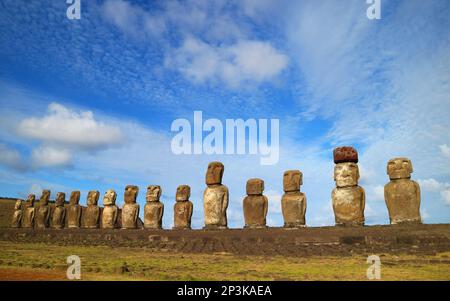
[246,178,264,195]
[103,189,117,206]
[387,157,413,180]
[205,161,224,185]
[14,199,22,210]
[40,190,50,206]
[26,194,35,207]
[69,191,80,205]
[176,185,190,201]
[87,190,100,206]
[283,170,303,192]
[334,162,360,187]
[56,192,66,206]
[124,185,139,204]
[333,146,358,164]
[146,185,161,202]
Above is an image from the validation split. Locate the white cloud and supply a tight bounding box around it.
[31,146,72,168]
[167,38,288,87]
[372,185,385,202]
[0,143,25,171]
[439,144,450,159]
[418,178,450,192]
[440,190,450,205]
[17,102,123,150]
[101,0,166,38]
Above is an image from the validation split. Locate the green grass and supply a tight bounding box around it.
[0,241,449,280]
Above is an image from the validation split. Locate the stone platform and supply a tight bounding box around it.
[1,224,450,257]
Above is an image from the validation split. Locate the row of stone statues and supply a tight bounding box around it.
[10,147,422,229]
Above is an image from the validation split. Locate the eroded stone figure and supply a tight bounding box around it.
[121,185,140,229]
[83,190,100,229]
[203,162,229,229]
[67,191,82,228]
[22,194,35,228]
[384,158,421,224]
[11,200,22,228]
[36,190,51,229]
[243,178,268,228]
[331,147,365,226]
[281,170,307,228]
[144,185,164,229]
[102,189,118,229]
[52,192,66,229]
[173,185,193,229]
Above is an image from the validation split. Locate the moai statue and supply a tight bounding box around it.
[384,158,421,224]
[203,162,229,229]
[101,189,118,229]
[67,191,82,228]
[52,192,66,229]
[243,178,268,228]
[332,147,365,226]
[83,190,101,229]
[173,185,193,230]
[11,200,22,228]
[121,185,140,229]
[22,194,35,228]
[36,189,51,229]
[281,170,307,228]
[144,185,164,229]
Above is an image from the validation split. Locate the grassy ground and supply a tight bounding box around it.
[0,241,449,280]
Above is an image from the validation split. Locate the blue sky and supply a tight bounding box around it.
[0,0,449,228]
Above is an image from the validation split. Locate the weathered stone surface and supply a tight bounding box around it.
[11,200,22,228]
[204,162,229,229]
[282,192,307,228]
[283,170,302,192]
[333,146,358,164]
[83,191,100,229]
[35,190,51,229]
[21,194,35,228]
[52,192,66,229]
[174,185,193,229]
[243,196,268,228]
[101,189,118,229]
[176,185,190,201]
[332,186,365,226]
[385,158,421,224]
[122,185,140,229]
[205,161,224,185]
[334,162,359,188]
[144,185,164,229]
[246,178,264,196]
[332,161,365,226]
[67,191,82,228]
[203,186,229,229]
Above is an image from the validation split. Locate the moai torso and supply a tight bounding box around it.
[332,185,365,225]
[281,170,307,227]
[36,190,51,229]
[173,185,193,229]
[101,189,118,229]
[243,178,268,228]
[52,192,66,229]
[144,185,164,229]
[121,185,140,229]
[331,147,365,226]
[384,158,421,224]
[67,191,82,228]
[203,162,229,229]
[11,200,22,228]
[22,194,35,228]
[84,191,100,229]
